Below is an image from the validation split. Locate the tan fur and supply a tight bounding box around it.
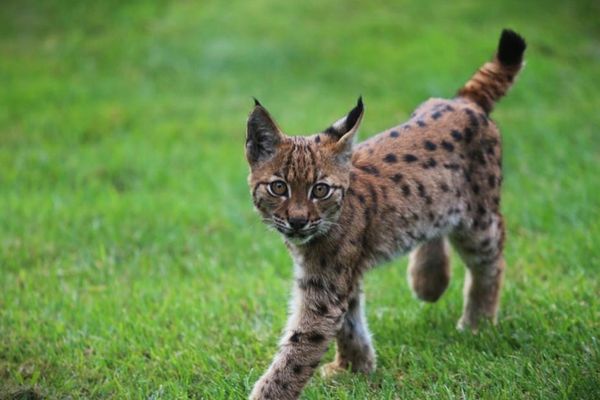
[245,30,525,399]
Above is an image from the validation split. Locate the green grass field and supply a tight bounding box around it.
[1,0,599,398]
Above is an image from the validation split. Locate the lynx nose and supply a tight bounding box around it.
[288,217,308,231]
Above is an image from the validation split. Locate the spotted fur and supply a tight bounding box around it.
[246,29,526,400]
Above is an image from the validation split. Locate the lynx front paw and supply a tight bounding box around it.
[320,361,346,378]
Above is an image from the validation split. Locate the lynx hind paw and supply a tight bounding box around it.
[457,314,498,333]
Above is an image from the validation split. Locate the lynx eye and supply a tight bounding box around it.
[268,180,288,197]
[311,183,331,199]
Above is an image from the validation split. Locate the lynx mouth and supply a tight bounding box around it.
[284,233,317,245]
[274,226,319,245]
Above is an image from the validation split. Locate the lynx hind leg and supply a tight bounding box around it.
[451,213,506,332]
[407,237,451,302]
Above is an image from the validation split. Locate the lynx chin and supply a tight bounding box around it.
[245,29,526,400]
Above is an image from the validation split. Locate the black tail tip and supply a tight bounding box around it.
[497,29,527,66]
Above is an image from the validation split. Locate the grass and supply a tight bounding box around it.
[1,0,599,398]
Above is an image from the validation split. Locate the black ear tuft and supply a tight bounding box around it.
[253,97,262,107]
[345,96,363,132]
[497,29,526,66]
[323,96,365,139]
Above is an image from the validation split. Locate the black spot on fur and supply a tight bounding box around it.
[367,184,378,210]
[477,204,486,215]
[359,165,380,176]
[310,361,320,369]
[293,365,303,374]
[465,108,479,128]
[307,332,326,344]
[451,130,463,141]
[443,163,460,170]
[348,297,358,310]
[390,130,399,138]
[479,219,490,230]
[422,158,437,169]
[440,182,450,192]
[403,154,418,163]
[416,181,427,198]
[471,149,486,165]
[497,29,527,66]
[431,111,442,120]
[464,169,472,183]
[472,183,480,194]
[464,127,474,143]
[424,140,437,151]
[401,184,411,197]
[357,194,366,204]
[316,302,328,315]
[417,120,427,127]
[441,140,454,152]
[290,332,301,343]
[445,104,455,112]
[384,153,398,163]
[390,173,403,183]
[314,135,321,143]
[488,175,496,188]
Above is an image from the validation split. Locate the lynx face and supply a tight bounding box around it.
[246,98,364,245]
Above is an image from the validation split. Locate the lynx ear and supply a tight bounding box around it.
[324,97,364,162]
[246,99,284,166]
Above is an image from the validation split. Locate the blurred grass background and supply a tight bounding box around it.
[1,0,599,398]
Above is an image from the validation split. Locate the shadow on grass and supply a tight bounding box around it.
[0,386,43,400]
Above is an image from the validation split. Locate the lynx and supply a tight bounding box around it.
[245,29,526,400]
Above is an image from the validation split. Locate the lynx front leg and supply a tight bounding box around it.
[250,276,348,400]
[322,283,375,377]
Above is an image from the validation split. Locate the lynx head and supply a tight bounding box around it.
[246,97,364,245]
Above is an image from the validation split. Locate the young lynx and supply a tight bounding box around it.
[246,29,526,399]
